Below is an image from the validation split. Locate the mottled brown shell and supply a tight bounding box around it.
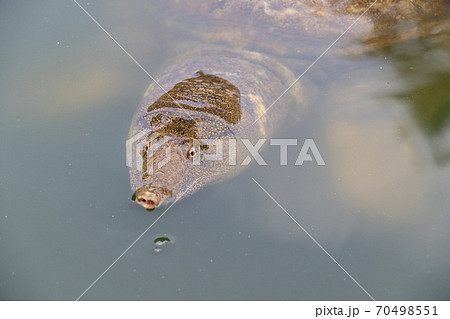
[148,71,242,125]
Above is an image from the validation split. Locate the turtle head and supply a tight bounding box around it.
[131,133,199,210]
[130,124,237,210]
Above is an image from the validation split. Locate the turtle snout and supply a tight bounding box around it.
[135,191,161,210]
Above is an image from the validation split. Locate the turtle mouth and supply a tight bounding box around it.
[132,185,173,210]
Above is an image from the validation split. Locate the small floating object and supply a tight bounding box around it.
[153,235,173,252]
[154,236,171,246]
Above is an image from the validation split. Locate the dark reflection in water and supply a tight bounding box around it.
[322,5,450,218]
[363,20,450,165]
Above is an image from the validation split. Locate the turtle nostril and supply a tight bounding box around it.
[145,200,155,208]
[136,195,157,209]
[134,188,163,210]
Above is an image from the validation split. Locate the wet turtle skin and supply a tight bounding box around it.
[129,1,450,210]
[128,48,302,209]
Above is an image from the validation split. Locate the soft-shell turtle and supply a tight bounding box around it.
[128,0,450,210]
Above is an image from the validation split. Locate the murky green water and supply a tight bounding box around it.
[1,1,450,300]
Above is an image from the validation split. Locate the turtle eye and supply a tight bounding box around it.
[187,146,197,159]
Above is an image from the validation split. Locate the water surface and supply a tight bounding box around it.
[1,0,450,300]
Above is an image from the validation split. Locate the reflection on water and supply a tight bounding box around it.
[1,0,450,300]
[366,23,450,165]
[323,13,450,218]
[326,99,431,219]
